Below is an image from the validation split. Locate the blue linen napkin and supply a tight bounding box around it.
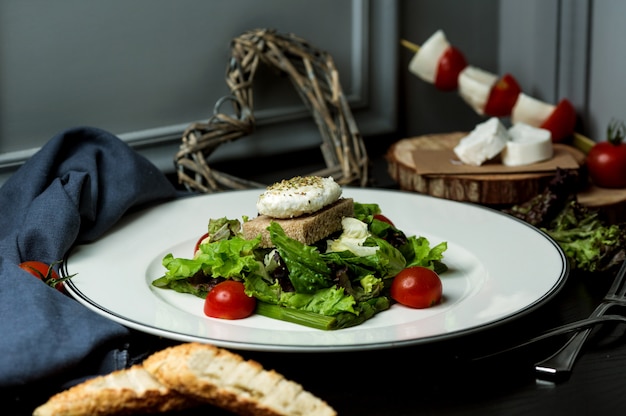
[0,127,179,389]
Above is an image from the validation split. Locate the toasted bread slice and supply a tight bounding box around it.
[242,197,353,248]
[142,343,336,416]
[32,364,195,416]
[33,343,336,416]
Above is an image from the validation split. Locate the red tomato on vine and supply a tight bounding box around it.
[19,260,73,291]
[587,119,626,188]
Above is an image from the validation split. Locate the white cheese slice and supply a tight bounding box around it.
[458,66,498,115]
[453,117,511,166]
[510,93,556,128]
[408,30,449,84]
[501,123,553,166]
[256,176,342,219]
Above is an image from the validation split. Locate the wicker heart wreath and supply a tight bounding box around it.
[174,28,369,193]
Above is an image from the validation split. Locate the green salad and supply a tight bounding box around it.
[152,202,448,330]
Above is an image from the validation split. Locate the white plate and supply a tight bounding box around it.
[65,188,568,352]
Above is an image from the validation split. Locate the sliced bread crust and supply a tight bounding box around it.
[142,343,337,416]
[33,343,337,416]
[32,364,195,416]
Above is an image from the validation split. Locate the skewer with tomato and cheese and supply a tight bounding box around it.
[406,30,468,91]
[404,30,577,143]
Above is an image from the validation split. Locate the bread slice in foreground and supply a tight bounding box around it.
[242,197,354,248]
[142,342,336,416]
[32,364,195,416]
[33,342,336,416]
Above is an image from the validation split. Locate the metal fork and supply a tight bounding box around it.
[534,259,626,381]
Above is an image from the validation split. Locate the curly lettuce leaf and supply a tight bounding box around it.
[505,169,626,274]
[194,236,261,278]
[206,217,244,242]
[544,200,626,273]
[154,235,262,295]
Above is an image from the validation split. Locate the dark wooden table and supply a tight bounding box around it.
[12,144,626,415]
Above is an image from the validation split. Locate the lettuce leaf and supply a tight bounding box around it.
[153,235,262,294]
[400,236,448,274]
[193,236,261,278]
[322,236,406,281]
[268,222,333,293]
[206,217,244,242]
[280,286,357,315]
[544,200,626,273]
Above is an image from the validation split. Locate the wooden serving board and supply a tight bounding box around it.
[385,132,584,206]
[385,132,626,222]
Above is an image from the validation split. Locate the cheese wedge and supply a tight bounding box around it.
[453,117,511,166]
[458,66,498,115]
[408,30,449,84]
[501,123,553,166]
[510,93,556,127]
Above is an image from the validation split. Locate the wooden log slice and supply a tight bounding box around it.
[578,185,626,224]
[385,132,585,206]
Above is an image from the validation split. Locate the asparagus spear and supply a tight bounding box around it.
[255,297,390,330]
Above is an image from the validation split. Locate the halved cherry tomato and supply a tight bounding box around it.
[483,73,522,117]
[373,214,395,227]
[19,261,68,291]
[390,266,442,309]
[204,280,256,319]
[540,98,577,143]
[434,46,468,91]
[194,233,209,254]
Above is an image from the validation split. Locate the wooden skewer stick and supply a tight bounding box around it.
[400,39,420,53]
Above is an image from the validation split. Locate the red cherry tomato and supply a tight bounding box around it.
[483,73,521,117]
[434,46,468,91]
[587,121,626,188]
[204,280,256,319]
[373,214,395,227]
[540,98,577,143]
[194,233,209,254]
[390,266,442,309]
[19,261,65,291]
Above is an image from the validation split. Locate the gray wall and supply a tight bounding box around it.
[587,0,626,139]
[399,0,499,135]
[1,0,624,184]
[0,0,398,180]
